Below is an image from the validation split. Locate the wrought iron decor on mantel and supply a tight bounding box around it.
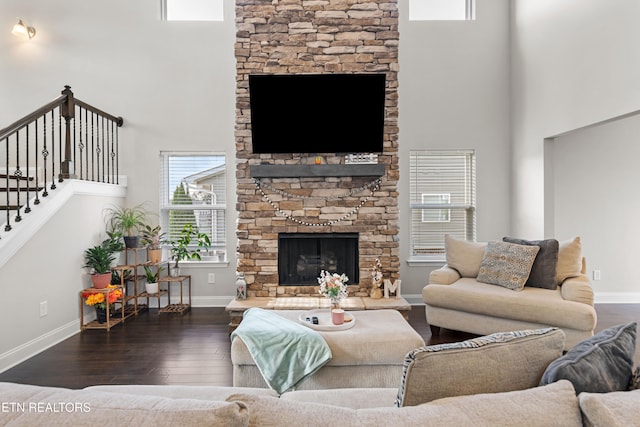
[253,177,382,227]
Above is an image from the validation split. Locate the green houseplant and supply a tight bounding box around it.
[141,224,165,264]
[143,265,162,294]
[101,230,125,266]
[164,224,211,276]
[83,245,115,289]
[104,204,148,248]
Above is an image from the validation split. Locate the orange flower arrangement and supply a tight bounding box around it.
[82,285,123,310]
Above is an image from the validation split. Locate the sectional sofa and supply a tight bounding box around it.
[1,322,638,426]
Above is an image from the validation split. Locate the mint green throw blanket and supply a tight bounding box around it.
[231,308,332,394]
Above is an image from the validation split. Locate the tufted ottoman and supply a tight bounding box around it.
[231,309,425,391]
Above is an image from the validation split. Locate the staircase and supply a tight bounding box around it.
[0,86,123,236]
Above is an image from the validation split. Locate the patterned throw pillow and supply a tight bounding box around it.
[476,241,540,291]
[503,237,559,290]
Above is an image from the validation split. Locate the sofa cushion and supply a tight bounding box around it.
[503,237,559,290]
[579,389,640,427]
[85,384,279,400]
[477,241,540,291]
[279,388,398,409]
[540,322,637,394]
[444,234,487,277]
[422,279,597,334]
[556,236,583,285]
[395,328,565,407]
[227,381,581,427]
[0,382,249,427]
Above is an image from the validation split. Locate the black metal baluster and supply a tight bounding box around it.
[50,110,56,190]
[34,119,40,205]
[101,116,105,183]
[24,125,31,214]
[58,107,63,183]
[91,112,95,181]
[42,113,48,197]
[109,120,114,184]
[84,108,89,181]
[78,107,84,180]
[72,115,76,179]
[4,136,10,231]
[115,122,119,185]
[14,132,22,223]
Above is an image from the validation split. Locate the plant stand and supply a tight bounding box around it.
[79,286,129,332]
[158,275,191,315]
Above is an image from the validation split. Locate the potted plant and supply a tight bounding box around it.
[104,204,148,248]
[82,285,123,323]
[101,230,125,267]
[164,224,211,277]
[143,266,162,294]
[141,224,165,264]
[83,245,115,289]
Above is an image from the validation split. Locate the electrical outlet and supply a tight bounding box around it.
[39,301,48,317]
[593,270,601,281]
[208,273,216,284]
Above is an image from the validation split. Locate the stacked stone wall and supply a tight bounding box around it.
[235,0,399,297]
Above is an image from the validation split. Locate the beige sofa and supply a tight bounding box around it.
[1,325,638,426]
[423,236,597,349]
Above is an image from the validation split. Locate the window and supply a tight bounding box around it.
[162,0,223,21]
[421,193,451,223]
[410,150,476,260]
[409,0,475,21]
[160,152,227,262]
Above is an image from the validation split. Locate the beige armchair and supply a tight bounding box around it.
[422,236,597,350]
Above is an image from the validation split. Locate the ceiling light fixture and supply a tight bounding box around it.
[12,18,36,39]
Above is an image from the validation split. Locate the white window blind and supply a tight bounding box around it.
[409,0,475,21]
[160,152,227,260]
[162,0,224,21]
[410,150,476,259]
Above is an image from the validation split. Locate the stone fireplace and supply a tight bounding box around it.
[235,0,399,298]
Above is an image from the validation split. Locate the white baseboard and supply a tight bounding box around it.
[594,292,640,304]
[0,320,78,374]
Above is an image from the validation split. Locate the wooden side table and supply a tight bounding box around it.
[158,275,191,315]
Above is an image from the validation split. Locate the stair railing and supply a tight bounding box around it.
[0,85,123,235]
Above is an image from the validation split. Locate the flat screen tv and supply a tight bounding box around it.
[249,73,385,154]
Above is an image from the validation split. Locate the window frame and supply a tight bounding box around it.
[161,0,224,22]
[159,151,228,264]
[409,0,476,21]
[409,149,476,263]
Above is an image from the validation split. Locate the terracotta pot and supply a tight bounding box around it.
[91,272,112,289]
[147,248,162,264]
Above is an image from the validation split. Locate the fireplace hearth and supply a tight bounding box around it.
[278,233,359,286]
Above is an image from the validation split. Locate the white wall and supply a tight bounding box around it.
[0,182,125,372]
[548,113,640,301]
[511,0,640,238]
[1,0,239,301]
[398,0,512,297]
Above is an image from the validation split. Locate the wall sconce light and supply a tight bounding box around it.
[12,18,36,39]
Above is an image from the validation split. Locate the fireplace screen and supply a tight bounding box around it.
[278,233,359,286]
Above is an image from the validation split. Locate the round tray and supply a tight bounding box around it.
[298,309,356,331]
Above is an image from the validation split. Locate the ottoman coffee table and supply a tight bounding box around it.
[231,309,425,391]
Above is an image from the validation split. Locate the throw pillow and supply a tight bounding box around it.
[556,236,583,285]
[540,321,637,394]
[629,365,640,390]
[395,328,565,407]
[444,234,487,277]
[476,241,540,291]
[503,237,559,290]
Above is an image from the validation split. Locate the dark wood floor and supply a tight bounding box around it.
[0,305,638,389]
